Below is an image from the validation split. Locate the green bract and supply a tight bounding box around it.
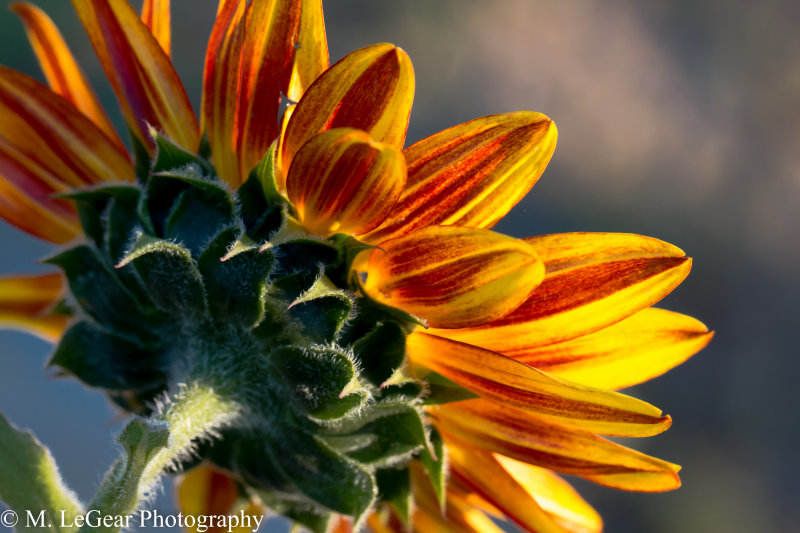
[45,135,453,531]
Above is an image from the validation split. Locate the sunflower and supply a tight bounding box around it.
[0,1,712,533]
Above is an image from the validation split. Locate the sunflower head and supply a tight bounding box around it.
[0,1,712,532]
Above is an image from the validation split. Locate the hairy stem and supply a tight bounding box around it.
[77,382,241,533]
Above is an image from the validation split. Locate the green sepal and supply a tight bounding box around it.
[60,189,110,249]
[288,295,353,344]
[238,144,286,240]
[354,296,427,332]
[197,133,212,160]
[44,245,155,335]
[164,185,237,256]
[151,131,215,176]
[327,233,378,287]
[269,346,364,419]
[422,372,480,405]
[260,497,332,533]
[351,321,407,386]
[322,434,377,454]
[0,412,83,533]
[310,390,369,422]
[286,510,332,533]
[419,427,446,511]
[138,172,231,239]
[288,276,355,343]
[60,185,143,264]
[344,405,428,468]
[49,321,165,391]
[102,189,145,265]
[130,126,152,183]
[271,433,376,524]
[376,380,425,404]
[269,240,339,301]
[198,228,274,327]
[118,234,208,316]
[376,467,412,527]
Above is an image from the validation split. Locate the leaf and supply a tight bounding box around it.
[0,412,83,533]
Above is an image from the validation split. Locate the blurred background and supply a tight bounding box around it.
[1,1,798,532]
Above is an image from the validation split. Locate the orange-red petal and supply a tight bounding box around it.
[177,464,265,533]
[0,67,134,242]
[140,0,171,58]
[235,0,303,179]
[362,226,544,328]
[430,232,692,350]
[73,0,199,152]
[286,128,406,237]
[363,112,557,244]
[514,307,714,390]
[203,0,328,186]
[435,402,682,492]
[10,2,123,148]
[202,0,247,186]
[0,272,67,342]
[409,332,671,437]
[279,43,414,172]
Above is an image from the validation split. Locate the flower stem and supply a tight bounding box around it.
[77,382,241,533]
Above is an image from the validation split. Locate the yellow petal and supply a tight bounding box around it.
[410,332,671,437]
[431,232,691,350]
[446,441,572,533]
[362,226,544,328]
[515,307,713,390]
[280,43,414,171]
[177,464,265,533]
[0,67,134,242]
[363,112,557,244]
[283,0,328,102]
[287,128,406,237]
[202,0,247,186]
[434,402,682,492]
[0,272,67,342]
[10,2,123,148]
[495,455,603,533]
[140,0,171,58]
[72,0,199,152]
